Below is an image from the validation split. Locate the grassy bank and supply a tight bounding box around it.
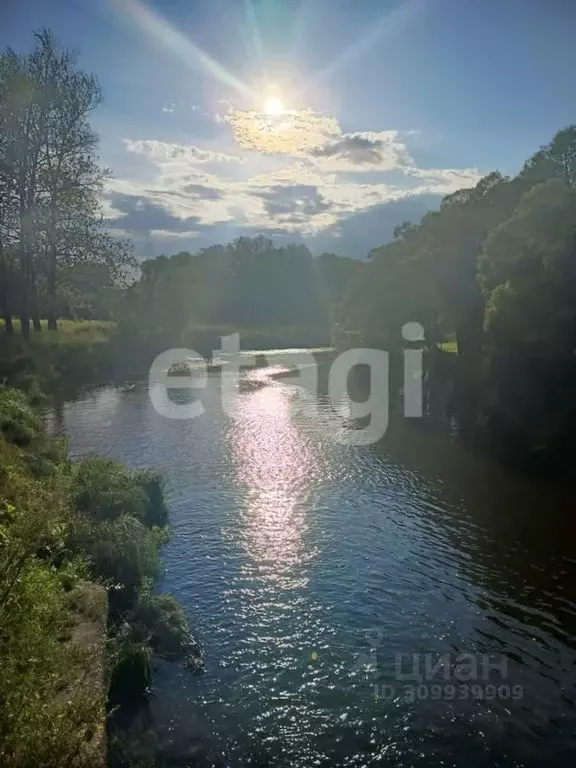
[0,386,201,767]
[0,320,118,398]
[1,319,333,400]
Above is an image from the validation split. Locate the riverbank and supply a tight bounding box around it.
[0,385,202,767]
[0,320,118,398]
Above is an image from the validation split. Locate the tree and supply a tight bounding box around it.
[521,125,576,188]
[0,47,43,336]
[30,31,105,329]
[0,30,133,334]
[480,180,576,468]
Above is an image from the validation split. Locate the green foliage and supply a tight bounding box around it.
[0,554,104,768]
[479,178,576,467]
[0,30,134,335]
[126,236,333,348]
[132,469,169,528]
[73,458,150,523]
[70,515,166,603]
[0,386,199,764]
[0,391,103,766]
[111,592,202,695]
[127,592,202,666]
[0,319,117,395]
[336,124,576,467]
[0,386,42,444]
[72,459,169,529]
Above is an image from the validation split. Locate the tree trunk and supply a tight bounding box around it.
[20,314,30,339]
[0,240,10,333]
[30,268,41,332]
[46,241,58,331]
[18,265,31,339]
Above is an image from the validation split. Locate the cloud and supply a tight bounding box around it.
[106,191,201,234]
[107,107,484,255]
[182,183,224,200]
[225,108,340,156]
[124,139,244,165]
[224,109,410,172]
[252,184,332,223]
[311,131,410,168]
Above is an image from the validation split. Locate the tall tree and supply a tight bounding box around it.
[31,31,105,329]
[0,30,133,334]
[480,180,576,467]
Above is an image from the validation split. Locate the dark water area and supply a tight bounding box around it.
[48,351,576,767]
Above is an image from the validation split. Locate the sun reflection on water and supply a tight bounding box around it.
[229,367,318,589]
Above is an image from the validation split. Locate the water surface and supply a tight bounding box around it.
[52,351,576,767]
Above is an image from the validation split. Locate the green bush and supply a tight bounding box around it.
[73,458,149,523]
[0,554,104,768]
[132,469,169,528]
[69,515,166,608]
[0,388,42,445]
[73,460,170,529]
[128,592,202,667]
[0,386,201,765]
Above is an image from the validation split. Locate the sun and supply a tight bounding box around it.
[263,96,285,116]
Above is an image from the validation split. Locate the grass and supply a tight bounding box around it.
[0,319,116,345]
[439,340,458,354]
[0,387,200,765]
[0,320,118,396]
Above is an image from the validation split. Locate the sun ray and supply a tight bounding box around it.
[301,0,425,93]
[113,0,253,98]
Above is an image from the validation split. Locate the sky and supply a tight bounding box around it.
[3,0,576,259]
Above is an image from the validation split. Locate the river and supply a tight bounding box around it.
[50,350,576,767]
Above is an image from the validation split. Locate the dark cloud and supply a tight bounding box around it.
[252,184,332,220]
[106,192,201,234]
[311,134,389,165]
[310,194,441,257]
[182,183,224,200]
[121,194,441,261]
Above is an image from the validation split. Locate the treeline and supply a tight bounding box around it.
[123,237,362,355]
[0,31,132,336]
[338,126,576,471]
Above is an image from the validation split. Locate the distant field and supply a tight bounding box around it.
[439,340,458,354]
[0,319,116,344]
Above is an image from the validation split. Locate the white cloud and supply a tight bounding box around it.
[225,108,340,156]
[124,139,244,165]
[107,109,483,245]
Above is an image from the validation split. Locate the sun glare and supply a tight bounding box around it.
[263,96,285,116]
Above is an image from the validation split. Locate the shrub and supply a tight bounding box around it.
[0,385,199,765]
[69,515,166,610]
[73,458,149,523]
[132,469,169,528]
[0,388,42,445]
[128,592,202,667]
[0,527,103,768]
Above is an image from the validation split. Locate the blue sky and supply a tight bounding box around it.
[3,0,576,257]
